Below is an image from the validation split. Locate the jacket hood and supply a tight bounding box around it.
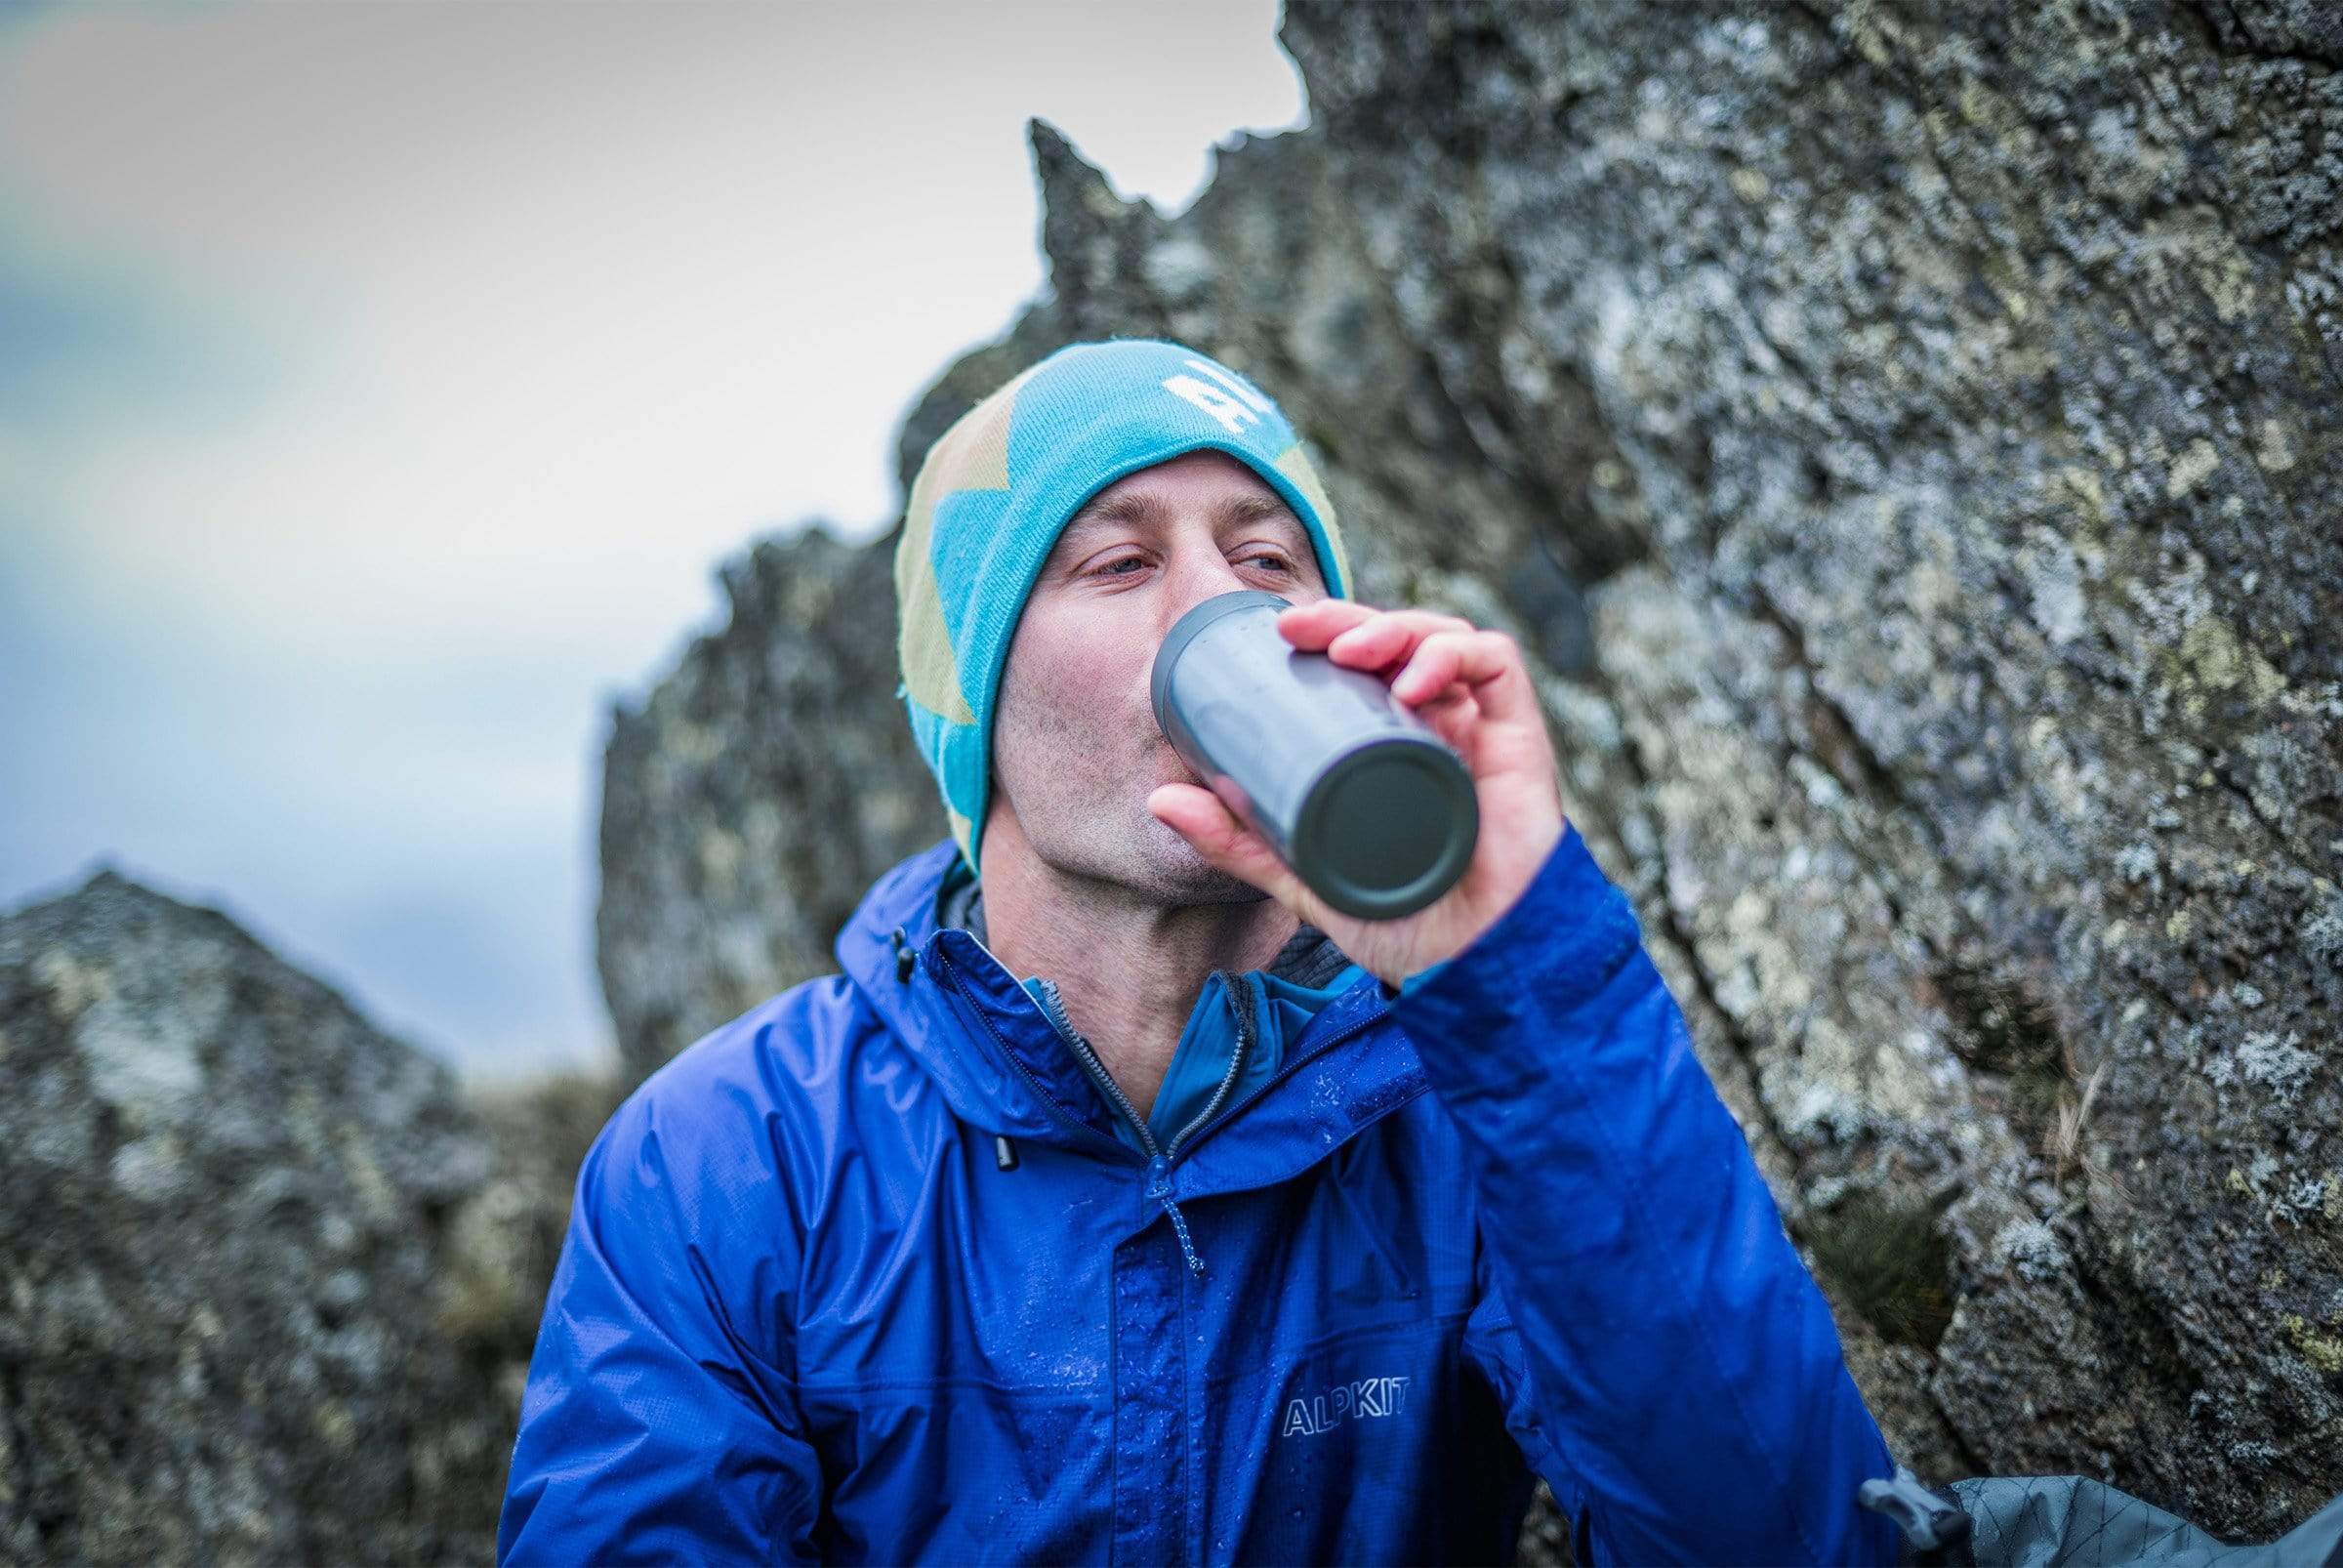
[836,839,1119,1152]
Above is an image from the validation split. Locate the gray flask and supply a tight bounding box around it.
[1150,590,1479,920]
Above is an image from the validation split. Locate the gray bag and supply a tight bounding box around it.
[1862,1468,2343,1566]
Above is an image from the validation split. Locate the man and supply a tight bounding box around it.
[499,339,1900,1563]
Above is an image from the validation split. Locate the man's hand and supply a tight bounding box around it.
[1146,600,1568,989]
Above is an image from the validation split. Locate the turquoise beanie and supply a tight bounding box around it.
[893,338,1352,872]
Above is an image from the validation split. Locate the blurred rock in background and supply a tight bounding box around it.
[0,865,626,1564]
[0,870,503,1562]
[5,0,2336,1559]
[596,528,942,1086]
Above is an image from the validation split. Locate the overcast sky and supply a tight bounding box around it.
[0,0,1305,1080]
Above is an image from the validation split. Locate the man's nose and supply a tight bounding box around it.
[1158,545,1256,634]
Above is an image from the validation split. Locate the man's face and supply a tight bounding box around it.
[987,450,1331,902]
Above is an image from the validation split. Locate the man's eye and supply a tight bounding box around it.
[1087,548,1293,578]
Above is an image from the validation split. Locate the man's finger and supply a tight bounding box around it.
[1411,687,1483,753]
[1321,609,1479,672]
[1274,599,1380,650]
[1278,602,1476,655]
[1390,629,1537,722]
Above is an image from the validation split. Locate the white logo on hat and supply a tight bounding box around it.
[1162,357,1274,436]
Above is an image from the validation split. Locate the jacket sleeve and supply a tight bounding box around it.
[497,1078,824,1565]
[1393,824,1898,1565]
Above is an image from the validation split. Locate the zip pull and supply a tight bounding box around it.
[1145,1155,1206,1276]
[994,1135,1019,1172]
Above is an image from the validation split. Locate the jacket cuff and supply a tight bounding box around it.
[1395,957,1451,999]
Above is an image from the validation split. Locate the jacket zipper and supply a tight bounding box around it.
[1001,955,1243,1278]
[1164,977,1253,1159]
[1164,998,1392,1165]
[931,944,1141,1167]
[1030,975,1164,1160]
[1028,972,1214,1275]
[1034,971,1261,1162]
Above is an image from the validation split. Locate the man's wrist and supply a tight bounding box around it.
[1387,825,1641,1013]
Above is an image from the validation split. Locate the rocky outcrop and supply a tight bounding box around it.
[596,530,945,1084]
[1264,2,2341,1532]
[599,0,2340,1540]
[0,870,504,1563]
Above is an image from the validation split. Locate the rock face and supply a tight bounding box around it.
[597,529,945,1084]
[0,870,502,1563]
[599,0,2340,1540]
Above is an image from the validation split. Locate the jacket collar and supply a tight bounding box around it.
[837,839,1416,1166]
[836,841,1110,1151]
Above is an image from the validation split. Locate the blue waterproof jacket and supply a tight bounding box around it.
[500,827,1898,1564]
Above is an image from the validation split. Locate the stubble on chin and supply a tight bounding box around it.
[1031,795,1265,907]
[1128,808,1267,905]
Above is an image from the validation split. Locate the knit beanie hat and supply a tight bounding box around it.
[894,338,1352,873]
